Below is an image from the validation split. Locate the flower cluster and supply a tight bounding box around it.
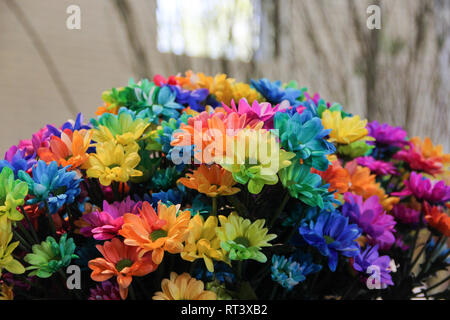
[0,72,448,300]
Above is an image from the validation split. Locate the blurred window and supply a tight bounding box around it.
[156,0,261,62]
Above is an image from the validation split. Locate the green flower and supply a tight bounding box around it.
[337,138,374,159]
[206,280,232,300]
[216,213,276,263]
[219,129,295,194]
[279,160,335,209]
[0,167,28,221]
[24,234,78,278]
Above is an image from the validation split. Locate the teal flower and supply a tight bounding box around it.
[273,110,335,171]
[24,234,78,278]
[279,160,336,209]
[150,167,182,191]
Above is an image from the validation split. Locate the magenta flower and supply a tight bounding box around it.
[356,156,398,175]
[342,193,396,250]
[18,126,52,158]
[392,204,421,225]
[222,98,287,129]
[89,281,121,300]
[392,172,450,204]
[81,196,142,240]
[367,121,408,147]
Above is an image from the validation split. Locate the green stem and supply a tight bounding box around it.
[269,192,290,228]
[20,206,39,243]
[44,201,57,237]
[421,275,450,294]
[16,221,36,245]
[227,194,249,217]
[211,196,218,216]
[407,231,433,276]
[12,230,32,250]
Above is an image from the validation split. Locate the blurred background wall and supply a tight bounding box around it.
[0,0,448,153]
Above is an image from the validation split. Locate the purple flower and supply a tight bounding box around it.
[353,245,394,288]
[0,145,36,178]
[89,281,121,300]
[342,193,396,250]
[356,156,397,176]
[81,196,142,240]
[367,121,408,147]
[392,172,450,204]
[392,204,421,225]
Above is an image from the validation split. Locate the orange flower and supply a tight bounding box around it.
[119,202,191,264]
[95,103,119,116]
[38,129,92,170]
[178,164,240,197]
[312,160,350,196]
[88,238,157,299]
[345,161,399,211]
[171,111,262,164]
[424,202,450,237]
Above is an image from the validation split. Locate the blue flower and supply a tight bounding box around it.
[299,211,361,271]
[169,85,209,111]
[47,112,91,137]
[250,78,302,105]
[18,161,81,214]
[274,110,335,171]
[271,252,322,290]
[353,244,394,288]
[150,188,183,207]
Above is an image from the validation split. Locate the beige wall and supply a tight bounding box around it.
[0,0,448,153]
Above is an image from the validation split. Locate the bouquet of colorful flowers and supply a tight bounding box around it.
[0,72,448,300]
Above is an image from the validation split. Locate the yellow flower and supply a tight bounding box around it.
[216,212,276,262]
[197,73,233,105]
[86,141,142,186]
[0,283,14,300]
[92,109,150,146]
[321,110,369,144]
[0,216,25,276]
[196,73,263,106]
[153,272,217,300]
[181,215,227,272]
[231,82,263,105]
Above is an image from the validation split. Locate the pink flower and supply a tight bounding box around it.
[342,193,396,250]
[89,280,121,300]
[392,204,421,225]
[392,172,450,204]
[81,196,142,240]
[356,156,398,175]
[221,99,288,129]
